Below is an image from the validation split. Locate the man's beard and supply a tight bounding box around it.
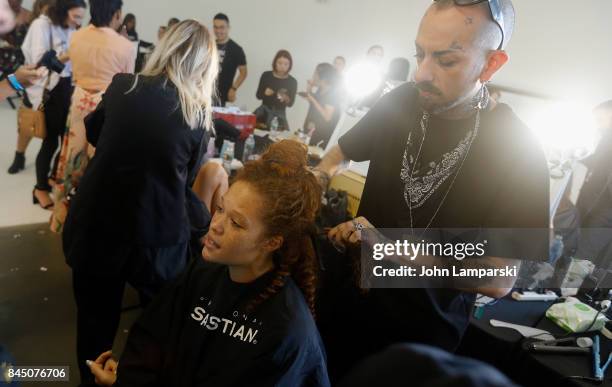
[416,82,480,116]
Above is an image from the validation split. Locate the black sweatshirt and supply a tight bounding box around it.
[255,71,298,112]
[115,259,330,387]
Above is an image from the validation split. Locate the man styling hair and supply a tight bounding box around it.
[315,0,549,382]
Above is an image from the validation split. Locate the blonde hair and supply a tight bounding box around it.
[134,19,218,130]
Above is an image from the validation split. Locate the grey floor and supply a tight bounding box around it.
[0,223,140,387]
[0,101,54,228]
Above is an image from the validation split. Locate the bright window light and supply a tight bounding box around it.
[344,62,382,100]
[530,101,600,160]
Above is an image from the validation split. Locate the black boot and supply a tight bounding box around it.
[7,151,25,174]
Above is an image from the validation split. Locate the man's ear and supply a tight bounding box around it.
[480,50,508,83]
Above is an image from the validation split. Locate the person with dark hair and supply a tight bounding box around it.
[314,0,548,382]
[366,44,384,64]
[254,49,297,130]
[86,140,330,387]
[212,12,247,106]
[46,0,85,27]
[50,0,135,233]
[87,0,121,27]
[31,0,51,20]
[387,57,410,83]
[121,12,136,41]
[167,17,179,28]
[300,62,341,149]
[19,0,85,209]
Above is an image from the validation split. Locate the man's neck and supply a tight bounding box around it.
[435,103,477,120]
[217,37,230,45]
[433,87,485,120]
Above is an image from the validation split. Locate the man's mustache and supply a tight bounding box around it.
[416,82,442,96]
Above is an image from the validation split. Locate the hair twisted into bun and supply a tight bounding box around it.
[234,140,321,316]
[260,139,309,178]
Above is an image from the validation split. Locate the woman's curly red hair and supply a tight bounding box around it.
[234,140,321,317]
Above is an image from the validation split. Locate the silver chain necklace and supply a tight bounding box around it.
[403,85,488,235]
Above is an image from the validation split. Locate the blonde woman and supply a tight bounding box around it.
[61,20,217,386]
[50,0,136,233]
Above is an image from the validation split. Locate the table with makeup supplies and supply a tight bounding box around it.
[458,296,612,387]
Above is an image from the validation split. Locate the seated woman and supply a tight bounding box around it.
[299,63,342,149]
[255,49,297,131]
[88,140,331,387]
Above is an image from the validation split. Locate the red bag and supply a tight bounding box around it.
[213,111,256,140]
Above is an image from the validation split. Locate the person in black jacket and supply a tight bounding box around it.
[62,20,219,387]
[575,101,612,266]
[254,49,297,130]
[300,63,342,149]
[88,140,330,387]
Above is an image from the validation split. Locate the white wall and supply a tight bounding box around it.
[22,0,612,129]
[116,0,427,129]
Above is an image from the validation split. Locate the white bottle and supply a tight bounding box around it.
[270,116,279,137]
[221,141,235,175]
[243,134,256,163]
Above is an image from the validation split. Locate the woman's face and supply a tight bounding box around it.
[203,181,278,268]
[274,57,290,75]
[66,6,85,29]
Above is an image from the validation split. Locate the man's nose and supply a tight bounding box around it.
[414,58,434,84]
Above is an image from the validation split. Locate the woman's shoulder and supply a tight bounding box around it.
[25,16,49,35]
[107,73,136,91]
[263,279,317,332]
[109,74,168,94]
[264,280,326,362]
[31,15,49,27]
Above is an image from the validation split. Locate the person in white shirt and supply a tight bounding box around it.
[19,0,85,210]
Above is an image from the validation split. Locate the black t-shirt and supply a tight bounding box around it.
[216,39,247,105]
[256,70,298,112]
[116,259,330,387]
[318,83,549,381]
[304,88,342,149]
